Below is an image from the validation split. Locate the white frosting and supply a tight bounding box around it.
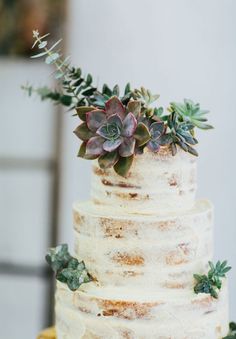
[55,281,229,339]
[73,200,213,289]
[55,148,229,338]
[90,148,197,215]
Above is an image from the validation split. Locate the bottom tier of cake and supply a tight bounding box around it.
[55,281,229,339]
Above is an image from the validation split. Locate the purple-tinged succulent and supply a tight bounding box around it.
[74,96,151,176]
[146,121,165,152]
[86,111,137,157]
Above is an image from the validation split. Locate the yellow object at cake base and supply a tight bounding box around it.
[37,327,56,339]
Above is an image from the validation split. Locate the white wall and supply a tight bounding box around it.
[0,60,56,338]
[60,0,236,318]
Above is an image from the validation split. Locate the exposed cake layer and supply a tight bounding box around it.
[55,281,229,339]
[90,147,197,215]
[73,199,213,289]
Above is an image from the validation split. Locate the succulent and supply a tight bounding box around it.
[45,244,72,273]
[162,112,199,156]
[46,244,93,291]
[194,261,231,299]
[223,322,236,339]
[170,99,213,130]
[74,96,151,177]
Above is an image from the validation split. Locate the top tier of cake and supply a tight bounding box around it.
[90,147,197,215]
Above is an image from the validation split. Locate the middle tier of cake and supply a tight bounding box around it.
[73,199,213,290]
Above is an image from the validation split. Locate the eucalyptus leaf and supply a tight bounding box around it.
[45,53,60,65]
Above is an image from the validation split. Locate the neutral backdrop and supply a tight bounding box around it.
[58,0,236,319]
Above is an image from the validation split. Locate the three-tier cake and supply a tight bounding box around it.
[28,31,232,339]
[55,148,229,339]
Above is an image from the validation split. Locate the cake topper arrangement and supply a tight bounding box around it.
[23,30,213,177]
[25,31,235,338]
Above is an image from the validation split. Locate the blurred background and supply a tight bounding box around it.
[0,0,235,338]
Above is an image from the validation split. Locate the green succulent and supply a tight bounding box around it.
[161,112,198,156]
[46,244,93,291]
[194,261,231,299]
[223,322,236,339]
[170,99,213,130]
[45,244,72,273]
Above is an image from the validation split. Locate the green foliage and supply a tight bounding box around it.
[164,112,199,156]
[46,244,93,291]
[193,261,231,299]
[24,30,214,177]
[223,322,236,339]
[170,99,213,130]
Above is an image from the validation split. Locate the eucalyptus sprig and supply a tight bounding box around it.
[223,322,236,339]
[193,261,231,299]
[46,244,93,291]
[23,30,100,109]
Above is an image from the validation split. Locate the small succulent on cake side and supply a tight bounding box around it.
[223,322,236,339]
[193,260,231,299]
[23,30,213,177]
[46,244,93,291]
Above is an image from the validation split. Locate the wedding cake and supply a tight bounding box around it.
[55,148,229,338]
[28,30,232,339]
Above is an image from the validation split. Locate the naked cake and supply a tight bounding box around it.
[27,30,233,339]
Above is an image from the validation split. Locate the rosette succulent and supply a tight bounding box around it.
[74,96,151,176]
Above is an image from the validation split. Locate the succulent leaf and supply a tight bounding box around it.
[124,83,131,95]
[107,114,123,129]
[114,155,134,177]
[113,84,120,96]
[119,137,136,157]
[171,142,177,156]
[102,84,113,97]
[76,106,95,121]
[186,144,198,156]
[86,110,106,132]
[78,141,98,160]
[73,123,94,141]
[105,96,126,119]
[159,133,173,146]
[103,137,123,152]
[153,107,164,117]
[122,113,137,137]
[134,122,151,147]
[98,151,119,169]
[127,100,142,117]
[147,140,161,152]
[149,122,165,139]
[85,136,104,156]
